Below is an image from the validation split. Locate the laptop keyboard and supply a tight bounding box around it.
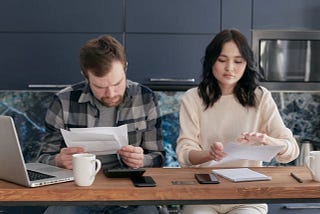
[27,170,55,181]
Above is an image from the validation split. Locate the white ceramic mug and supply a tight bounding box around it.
[305,151,320,182]
[72,153,101,186]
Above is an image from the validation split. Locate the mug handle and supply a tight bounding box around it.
[305,155,315,177]
[94,159,102,175]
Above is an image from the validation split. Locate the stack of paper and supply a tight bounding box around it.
[60,125,128,155]
[212,168,271,182]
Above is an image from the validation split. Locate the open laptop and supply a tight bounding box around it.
[0,115,74,187]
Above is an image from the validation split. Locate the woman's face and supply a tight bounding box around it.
[212,41,247,95]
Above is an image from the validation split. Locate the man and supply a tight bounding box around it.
[38,35,165,214]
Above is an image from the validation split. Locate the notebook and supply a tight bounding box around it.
[0,115,74,187]
[212,168,271,182]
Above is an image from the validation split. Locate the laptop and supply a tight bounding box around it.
[0,115,74,187]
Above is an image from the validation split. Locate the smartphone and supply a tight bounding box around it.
[104,168,145,178]
[131,176,156,187]
[195,173,220,184]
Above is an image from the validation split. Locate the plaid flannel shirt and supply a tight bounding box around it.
[37,80,165,168]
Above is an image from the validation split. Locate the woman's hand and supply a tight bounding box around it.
[237,132,269,145]
[209,142,227,161]
[237,132,288,153]
[188,142,227,165]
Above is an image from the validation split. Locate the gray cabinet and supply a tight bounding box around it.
[268,203,320,214]
[125,34,212,89]
[222,0,252,41]
[0,0,123,32]
[0,33,122,89]
[1,0,320,90]
[0,0,123,90]
[126,0,220,34]
[125,0,220,89]
[253,0,320,29]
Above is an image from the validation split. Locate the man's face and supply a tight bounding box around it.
[87,61,126,107]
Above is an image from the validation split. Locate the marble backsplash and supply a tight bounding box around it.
[0,90,319,167]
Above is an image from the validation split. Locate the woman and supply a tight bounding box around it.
[176,29,299,214]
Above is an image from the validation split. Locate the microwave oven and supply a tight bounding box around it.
[252,30,320,90]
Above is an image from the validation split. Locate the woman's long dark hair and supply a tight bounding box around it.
[198,29,259,110]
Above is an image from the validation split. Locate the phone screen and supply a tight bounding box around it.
[195,173,220,184]
[131,176,156,187]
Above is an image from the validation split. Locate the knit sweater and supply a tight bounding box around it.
[176,86,299,168]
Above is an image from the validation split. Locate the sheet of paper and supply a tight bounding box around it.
[212,168,271,182]
[208,142,283,166]
[70,125,128,147]
[60,125,128,155]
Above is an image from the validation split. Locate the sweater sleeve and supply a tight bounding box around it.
[176,89,203,167]
[258,87,300,163]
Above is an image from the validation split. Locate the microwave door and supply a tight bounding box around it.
[260,40,309,82]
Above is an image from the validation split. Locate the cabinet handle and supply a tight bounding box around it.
[149,78,195,83]
[284,205,320,209]
[28,84,71,88]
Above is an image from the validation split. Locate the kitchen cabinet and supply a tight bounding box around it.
[125,34,212,89]
[0,33,122,90]
[221,0,252,41]
[125,0,219,89]
[0,0,123,32]
[268,203,320,214]
[126,0,220,34]
[253,0,320,29]
[1,0,320,90]
[0,0,123,90]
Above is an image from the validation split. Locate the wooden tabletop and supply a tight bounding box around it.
[0,166,319,206]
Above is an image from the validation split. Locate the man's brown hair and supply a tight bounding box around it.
[80,35,127,78]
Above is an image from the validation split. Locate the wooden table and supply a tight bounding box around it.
[0,166,319,206]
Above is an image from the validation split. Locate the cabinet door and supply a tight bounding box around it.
[126,0,220,34]
[0,33,123,90]
[125,34,213,90]
[0,0,123,90]
[253,0,320,29]
[221,0,252,41]
[0,0,123,32]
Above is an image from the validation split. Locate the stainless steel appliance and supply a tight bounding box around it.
[252,30,320,90]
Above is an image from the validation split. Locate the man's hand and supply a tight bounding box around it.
[54,147,85,169]
[118,145,144,168]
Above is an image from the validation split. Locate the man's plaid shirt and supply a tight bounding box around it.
[37,80,165,168]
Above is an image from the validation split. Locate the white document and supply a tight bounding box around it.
[212,168,271,182]
[60,124,128,155]
[208,142,283,166]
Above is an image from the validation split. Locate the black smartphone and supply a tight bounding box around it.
[131,176,156,187]
[195,173,220,184]
[103,168,146,178]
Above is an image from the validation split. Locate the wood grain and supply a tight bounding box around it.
[0,166,319,205]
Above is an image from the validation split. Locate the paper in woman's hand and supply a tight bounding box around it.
[208,142,283,166]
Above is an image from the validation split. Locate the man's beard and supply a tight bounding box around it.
[100,95,123,107]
